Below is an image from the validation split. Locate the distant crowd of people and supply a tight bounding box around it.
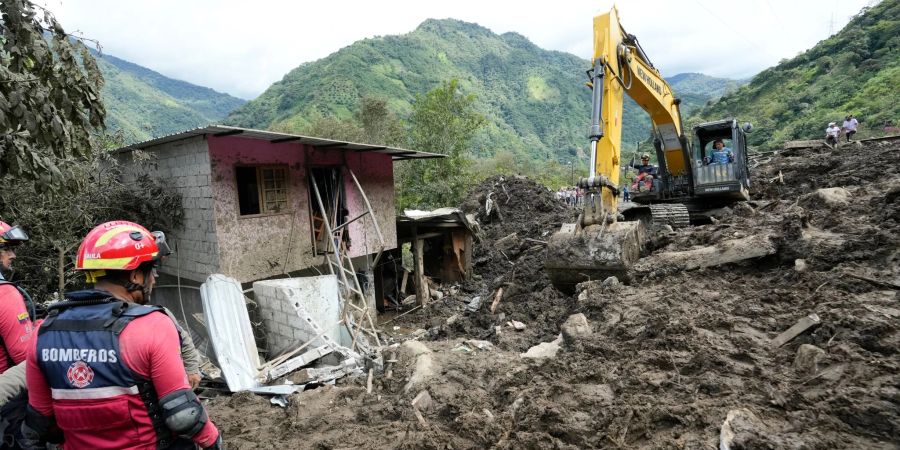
[555,186,584,206]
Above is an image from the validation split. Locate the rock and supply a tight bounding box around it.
[494,232,520,255]
[719,408,780,450]
[411,390,434,413]
[430,289,444,301]
[466,296,483,312]
[445,314,459,326]
[521,335,563,359]
[576,383,615,404]
[732,202,755,217]
[561,313,592,344]
[660,224,675,233]
[793,344,825,375]
[602,276,619,287]
[464,339,494,350]
[808,187,851,208]
[794,259,808,272]
[399,340,436,393]
[509,320,526,331]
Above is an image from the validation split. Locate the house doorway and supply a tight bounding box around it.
[308,167,348,256]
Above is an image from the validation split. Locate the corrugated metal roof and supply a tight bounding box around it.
[113,125,445,161]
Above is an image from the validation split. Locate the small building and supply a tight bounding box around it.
[114,125,440,286]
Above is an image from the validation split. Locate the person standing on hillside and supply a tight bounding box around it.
[21,221,221,449]
[842,115,859,142]
[825,122,841,147]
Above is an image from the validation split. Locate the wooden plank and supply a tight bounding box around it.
[400,270,409,295]
[771,314,821,348]
[413,235,429,306]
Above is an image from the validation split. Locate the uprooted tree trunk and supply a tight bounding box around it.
[634,234,777,273]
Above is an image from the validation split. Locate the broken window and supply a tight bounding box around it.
[236,165,289,216]
[308,167,347,255]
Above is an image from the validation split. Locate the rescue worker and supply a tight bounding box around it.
[0,221,35,448]
[22,221,221,449]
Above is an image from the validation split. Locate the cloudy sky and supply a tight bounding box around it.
[50,0,875,100]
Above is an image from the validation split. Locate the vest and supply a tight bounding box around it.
[36,290,177,449]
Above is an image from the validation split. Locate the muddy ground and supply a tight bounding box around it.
[208,138,900,449]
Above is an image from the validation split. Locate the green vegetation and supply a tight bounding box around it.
[0,1,184,301]
[690,0,900,149]
[225,18,741,165]
[95,51,245,142]
[0,0,104,190]
[398,79,486,209]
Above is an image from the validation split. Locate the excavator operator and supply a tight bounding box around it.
[629,154,657,192]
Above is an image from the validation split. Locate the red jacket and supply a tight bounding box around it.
[26,294,219,449]
[0,283,34,373]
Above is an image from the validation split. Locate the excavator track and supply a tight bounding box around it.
[649,204,690,228]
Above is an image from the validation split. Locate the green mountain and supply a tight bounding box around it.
[690,0,900,149]
[225,19,741,161]
[95,52,246,141]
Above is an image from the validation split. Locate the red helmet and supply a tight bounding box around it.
[76,221,160,271]
[0,221,28,248]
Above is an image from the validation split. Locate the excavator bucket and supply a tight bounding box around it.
[545,220,645,293]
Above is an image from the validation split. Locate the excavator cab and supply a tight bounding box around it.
[691,119,751,202]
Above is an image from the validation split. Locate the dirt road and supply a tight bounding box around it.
[209,138,900,449]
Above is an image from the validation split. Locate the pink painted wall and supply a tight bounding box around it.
[207,135,396,283]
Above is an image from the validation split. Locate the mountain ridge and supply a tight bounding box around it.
[224,18,743,160]
[94,50,245,142]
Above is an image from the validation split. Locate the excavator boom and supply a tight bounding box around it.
[546,6,690,291]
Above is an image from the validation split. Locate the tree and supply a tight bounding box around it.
[0,131,184,303]
[355,96,405,146]
[0,0,105,190]
[397,79,485,209]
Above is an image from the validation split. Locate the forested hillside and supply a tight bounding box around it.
[96,52,245,141]
[225,19,740,161]
[690,0,899,149]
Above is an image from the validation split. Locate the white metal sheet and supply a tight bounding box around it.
[201,274,262,392]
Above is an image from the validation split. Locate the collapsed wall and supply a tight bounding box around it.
[253,276,346,356]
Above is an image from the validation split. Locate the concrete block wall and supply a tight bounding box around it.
[117,135,219,283]
[252,275,343,356]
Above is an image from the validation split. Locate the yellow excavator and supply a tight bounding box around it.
[545,6,752,292]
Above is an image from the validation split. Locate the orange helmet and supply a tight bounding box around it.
[76,221,160,271]
[0,221,28,249]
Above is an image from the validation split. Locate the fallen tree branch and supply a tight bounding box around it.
[490,288,504,314]
[845,272,900,290]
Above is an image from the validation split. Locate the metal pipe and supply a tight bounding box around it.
[588,59,605,176]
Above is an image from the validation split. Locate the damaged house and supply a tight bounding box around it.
[113,125,441,391]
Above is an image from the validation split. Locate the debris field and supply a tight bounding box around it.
[207,137,900,449]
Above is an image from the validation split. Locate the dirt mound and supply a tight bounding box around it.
[208,138,900,448]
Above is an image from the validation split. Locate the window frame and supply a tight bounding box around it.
[235,164,291,218]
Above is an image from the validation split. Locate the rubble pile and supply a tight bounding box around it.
[208,138,900,449]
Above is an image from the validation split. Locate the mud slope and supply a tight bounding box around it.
[208,138,900,449]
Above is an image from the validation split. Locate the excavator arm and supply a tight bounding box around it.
[585,6,688,224]
[546,6,688,292]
